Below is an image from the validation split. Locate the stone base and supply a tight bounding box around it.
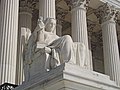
[14,63,120,90]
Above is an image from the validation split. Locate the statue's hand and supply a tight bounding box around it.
[44,47,51,54]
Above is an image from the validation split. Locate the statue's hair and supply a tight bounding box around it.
[44,18,56,34]
[44,18,56,26]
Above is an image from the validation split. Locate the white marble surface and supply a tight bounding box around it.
[16,7,32,85]
[24,18,87,77]
[0,0,19,85]
[100,0,120,8]
[96,3,120,86]
[39,0,56,20]
[71,0,92,70]
[14,63,120,90]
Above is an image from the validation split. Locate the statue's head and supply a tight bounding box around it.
[45,18,56,33]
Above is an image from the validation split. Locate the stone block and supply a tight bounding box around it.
[14,63,120,90]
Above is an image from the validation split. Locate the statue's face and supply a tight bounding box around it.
[46,19,56,32]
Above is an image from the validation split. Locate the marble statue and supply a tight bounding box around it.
[23,17,86,81]
[34,17,75,70]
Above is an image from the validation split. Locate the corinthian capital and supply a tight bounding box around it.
[64,0,90,10]
[95,3,119,24]
[19,0,37,13]
[71,0,90,9]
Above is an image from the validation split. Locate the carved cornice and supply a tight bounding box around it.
[64,0,90,10]
[19,0,37,13]
[100,0,120,9]
[95,3,119,24]
[71,0,90,9]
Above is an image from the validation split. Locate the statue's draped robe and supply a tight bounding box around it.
[26,30,86,70]
[45,35,75,69]
[38,31,86,69]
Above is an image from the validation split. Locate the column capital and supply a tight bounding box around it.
[64,0,90,10]
[19,0,37,14]
[95,3,119,24]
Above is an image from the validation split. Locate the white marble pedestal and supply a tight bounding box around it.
[14,62,120,90]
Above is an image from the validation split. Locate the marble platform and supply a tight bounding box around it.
[14,63,120,90]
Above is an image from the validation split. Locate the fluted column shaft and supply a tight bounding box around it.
[56,24,62,36]
[39,0,55,20]
[39,0,56,34]
[96,4,120,86]
[56,7,66,36]
[102,21,120,86]
[56,19,62,36]
[71,0,92,69]
[16,4,32,84]
[88,32,93,69]
[0,0,19,84]
[87,22,95,70]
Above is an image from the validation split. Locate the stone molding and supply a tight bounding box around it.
[71,0,90,9]
[100,0,120,9]
[95,3,119,24]
[14,63,120,90]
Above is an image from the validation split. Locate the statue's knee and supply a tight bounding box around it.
[63,35,72,42]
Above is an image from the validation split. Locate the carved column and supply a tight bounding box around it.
[56,8,62,36]
[95,3,120,86]
[0,0,19,84]
[56,19,62,36]
[39,0,55,20]
[16,0,33,85]
[71,0,92,69]
[88,32,92,66]
[87,21,95,70]
[56,7,67,36]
